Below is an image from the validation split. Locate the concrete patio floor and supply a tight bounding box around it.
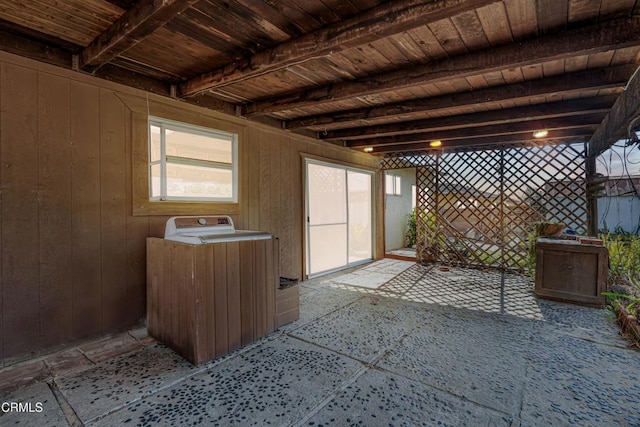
[1,259,639,426]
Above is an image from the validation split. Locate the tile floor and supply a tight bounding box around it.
[1,259,639,426]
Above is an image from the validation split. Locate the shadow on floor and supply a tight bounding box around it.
[1,259,638,426]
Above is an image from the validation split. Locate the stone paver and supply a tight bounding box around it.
[1,258,638,426]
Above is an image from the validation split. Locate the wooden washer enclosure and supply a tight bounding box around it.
[147,237,286,365]
[535,238,609,307]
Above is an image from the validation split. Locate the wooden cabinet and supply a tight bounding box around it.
[147,237,278,365]
[534,238,608,307]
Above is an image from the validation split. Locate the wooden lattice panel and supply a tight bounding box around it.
[416,165,436,264]
[380,152,433,170]
[404,144,587,272]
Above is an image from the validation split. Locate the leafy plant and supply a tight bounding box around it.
[601,232,640,285]
[601,232,640,319]
[405,208,417,248]
[602,291,640,314]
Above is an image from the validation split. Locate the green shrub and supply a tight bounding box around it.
[602,232,640,285]
[405,208,417,248]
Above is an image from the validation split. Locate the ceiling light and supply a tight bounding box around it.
[533,130,549,138]
[363,147,374,153]
[429,140,442,147]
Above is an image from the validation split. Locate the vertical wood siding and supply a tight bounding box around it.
[0,54,381,366]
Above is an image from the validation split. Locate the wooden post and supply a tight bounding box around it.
[585,154,598,237]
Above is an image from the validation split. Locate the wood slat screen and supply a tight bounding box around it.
[383,143,588,272]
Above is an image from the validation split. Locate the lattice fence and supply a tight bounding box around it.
[383,143,588,272]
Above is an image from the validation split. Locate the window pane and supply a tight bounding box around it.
[307,163,346,225]
[385,174,394,194]
[348,171,372,263]
[166,163,232,199]
[149,125,161,162]
[309,224,347,274]
[412,185,416,210]
[395,175,401,195]
[165,127,232,163]
[150,164,161,198]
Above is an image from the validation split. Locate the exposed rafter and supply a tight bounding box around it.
[0,26,72,69]
[245,17,640,116]
[285,65,634,130]
[347,114,605,148]
[371,129,594,154]
[179,0,502,97]
[80,0,200,72]
[588,64,640,157]
[323,96,616,141]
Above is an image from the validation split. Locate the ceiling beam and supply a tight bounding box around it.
[179,0,502,97]
[285,65,633,130]
[80,0,199,72]
[245,17,640,116]
[0,27,72,69]
[588,65,640,157]
[347,114,605,147]
[369,129,593,154]
[103,0,138,10]
[324,96,616,141]
[289,66,632,131]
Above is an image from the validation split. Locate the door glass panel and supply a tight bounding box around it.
[307,163,347,225]
[306,162,373,276]
[348,171,372,263]
[309,224,348,275]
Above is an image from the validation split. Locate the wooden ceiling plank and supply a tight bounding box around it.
[405,25,449,60]
[586,50,615,69]
[599,0,636,16]
[329,96,616,141]
[588,59,640,156]
[564,54,590,73]
[80,0,200,71]
[386,32,426,64]
[568,0,602,23]
[427,18,468,56]
[0,17,82,53]
[179,0,503,96]
[370,129,593,153]
[521,63,544,80]
[536,0,568,35]
[0,4,98,45]
[249,17,640,116]
[476,2,513,46]
[611,46,640,65]
[163,16,250,58]
[542,59,565,77]
[504,0,538,40]
[285,64,634,129]
[4,0,122,31]
[192,0,288,50]
[110,56,184,82]
[228,0,303,38]
[501,67,525,84]
[482,70,507,86]
[450,10,491,50]
[465,74,490,90]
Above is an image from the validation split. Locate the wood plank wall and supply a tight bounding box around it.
[0,52,382,366]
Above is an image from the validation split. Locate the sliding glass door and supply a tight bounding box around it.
[306,160,373,276]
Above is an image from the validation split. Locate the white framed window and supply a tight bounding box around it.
[385,173,402,195]
[412,185,416,210]
[149,116,238,202]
